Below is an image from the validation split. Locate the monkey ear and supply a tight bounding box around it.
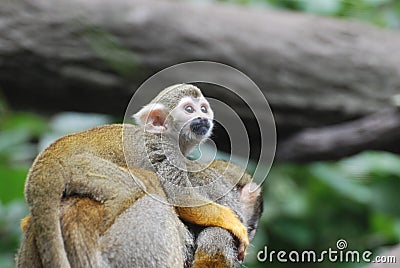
[240,182,261,203]
[133,103,168,133]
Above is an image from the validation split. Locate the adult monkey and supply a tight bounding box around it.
[20,84,254,267]
[18,161,263,268]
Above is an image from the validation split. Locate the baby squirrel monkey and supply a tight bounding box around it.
[18,162,263,268]
[22,84,250,267]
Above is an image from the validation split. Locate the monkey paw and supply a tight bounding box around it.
[237,242,246,262]
[233,224,249,262]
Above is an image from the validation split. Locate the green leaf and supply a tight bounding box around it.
[0,112,47,136]
[370,213,398,241]
[309,163,372,204]
[0,165,27,203]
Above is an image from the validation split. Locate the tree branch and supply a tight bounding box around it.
[277,108,400,162]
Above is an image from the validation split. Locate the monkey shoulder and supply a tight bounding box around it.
[34,124,143,167]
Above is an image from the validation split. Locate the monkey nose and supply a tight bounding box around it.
[190,118,211,136]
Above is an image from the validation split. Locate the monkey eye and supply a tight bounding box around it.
[185,105,195,113]
[200,105,208,113]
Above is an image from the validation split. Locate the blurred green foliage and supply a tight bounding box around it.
[218,0,400,29]
[0,200,28,268]
[0,112,47,203]
[245,152,400,267]
[0,110,47,267]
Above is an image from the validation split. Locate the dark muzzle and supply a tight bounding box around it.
[190,118,211,136]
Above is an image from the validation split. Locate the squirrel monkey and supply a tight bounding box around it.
[18,161,263,268]
[22,84,250,267]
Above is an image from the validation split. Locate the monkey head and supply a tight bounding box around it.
[169,94,214,141]
[133,84,214,154]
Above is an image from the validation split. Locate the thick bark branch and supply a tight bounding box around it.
[277,108,400,162]
[1,0,400,161]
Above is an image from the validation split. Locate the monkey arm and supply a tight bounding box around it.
[175,203,249,257]
[191,181,264,267]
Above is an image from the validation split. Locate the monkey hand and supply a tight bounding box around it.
[231,221,249,262]
[176,203,249,261]
[237,240,247,262]
[213,205,249,261]
[216,206,249,261]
